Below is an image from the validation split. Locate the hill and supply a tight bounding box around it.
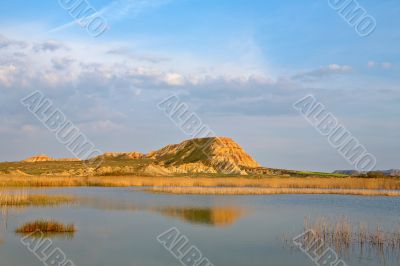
[0,137,346,178]
[23,155,80,163]
[148,137,260,174]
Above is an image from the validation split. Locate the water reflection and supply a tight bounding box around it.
[0,188,399,266]
[79,196,246,227]
[0,207,8,245]
[15,231,76,240]
[154,207,244,226]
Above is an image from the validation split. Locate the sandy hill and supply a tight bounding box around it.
[23,154,80,163]
[23,154,54,162]
[2,137,351,178]
[97,152,145,160]
[13,137,263,176]
[148,137,260,174]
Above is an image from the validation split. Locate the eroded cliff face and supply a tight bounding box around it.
[148,137,260,174]
[23,154,54,162]
[99,152,145,160]
[23,155,80,162]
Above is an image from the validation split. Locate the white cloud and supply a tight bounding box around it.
[367,61,376,68]
[293,64,352,80]
[21,124,40,134]
[327,64,352,72]
[33,40,68,52]
[163,73,185,86]
[0,33,274,91]
[382,62,393,69]
[0,34,27,49]
[367,61,394,70]
[0,65,17,87]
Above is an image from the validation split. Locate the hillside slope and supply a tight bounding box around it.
[148,137,260,174]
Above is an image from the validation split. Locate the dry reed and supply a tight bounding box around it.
[15,220,76,234]
[304,217,400,249]
[0,191,75,206]
[0,175,400,191]
[144,187,400,197]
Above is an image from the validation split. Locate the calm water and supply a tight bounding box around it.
[0,188,399,266]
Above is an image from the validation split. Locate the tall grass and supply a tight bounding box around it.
[304,216,400,250]
[144,187,400,196]
[0,191,75,206]
[15,220,76,234]
[1,175,400,190]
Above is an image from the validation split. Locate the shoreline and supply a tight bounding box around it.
[0,175,400,196]
[143,187,400,197]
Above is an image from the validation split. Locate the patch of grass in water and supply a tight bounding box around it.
[303,216,400,250]
[16,220,76,234]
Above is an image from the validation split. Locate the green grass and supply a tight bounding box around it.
[297,171,348,178]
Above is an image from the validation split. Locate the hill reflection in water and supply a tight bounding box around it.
[79,196,246,227]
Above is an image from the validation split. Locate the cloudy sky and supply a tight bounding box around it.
[0,0,399,171]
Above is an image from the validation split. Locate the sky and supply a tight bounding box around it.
[0,0,399,172]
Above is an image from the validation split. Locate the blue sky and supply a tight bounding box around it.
[0,0,399,171]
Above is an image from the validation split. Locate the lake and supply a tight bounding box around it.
[0,187,399,266]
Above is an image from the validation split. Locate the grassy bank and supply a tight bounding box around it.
[144,187,400,196]
[0,175,400,190]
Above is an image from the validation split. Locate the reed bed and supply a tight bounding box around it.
[144,187,400,197]
[15,220,76,234]
[304,217,400,250]
[1,175,400,191]
[0,191,75,206]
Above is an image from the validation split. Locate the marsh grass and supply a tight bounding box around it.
[0,191,75,207]
[15,220,76,234]
[303,217,400,252]
[144,187,400,197]
[1,175,400,191]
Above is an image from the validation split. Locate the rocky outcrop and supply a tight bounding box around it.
[96,152,145,160]
[141,164,172,176]
[23,155,80,163]
[56,158,81,162]
[23,154,54,162]
[148,137,260,175]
